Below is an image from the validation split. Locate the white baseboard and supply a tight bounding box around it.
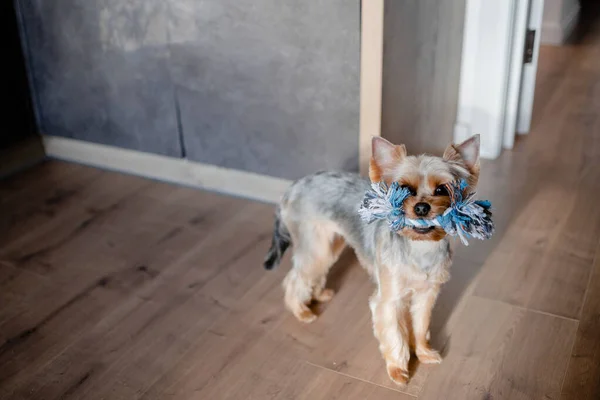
[42,136,291,204]
[541,22,565,45]
[541,4,580,45]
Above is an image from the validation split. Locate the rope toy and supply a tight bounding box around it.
[358,179,494,245]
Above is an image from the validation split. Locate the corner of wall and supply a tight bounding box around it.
[0,135,46,178]
[541,0,581,45]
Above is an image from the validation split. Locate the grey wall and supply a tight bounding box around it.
[17,0,182,158]
[16,0,360,179]
[381,0,466,155]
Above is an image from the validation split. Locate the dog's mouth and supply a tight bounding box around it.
[411,226,435,234]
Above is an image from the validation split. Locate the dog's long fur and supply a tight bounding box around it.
[264,135,481,386]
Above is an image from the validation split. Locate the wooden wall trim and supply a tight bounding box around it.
[359,0,384,175]
[42,136,291,204]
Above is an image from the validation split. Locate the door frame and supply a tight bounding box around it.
[503,0,531,149]
[517,0,545,135]
[359,0,385,175]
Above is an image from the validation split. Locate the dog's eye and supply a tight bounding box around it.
[434,185,449,196]
[401,185,417,196]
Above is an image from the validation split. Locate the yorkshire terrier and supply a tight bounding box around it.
[264,134,480,385]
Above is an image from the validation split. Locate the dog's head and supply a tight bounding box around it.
[369,135,480,241]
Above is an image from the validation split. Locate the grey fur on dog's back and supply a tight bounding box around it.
[264,171,395,269]
[284,171,369,224]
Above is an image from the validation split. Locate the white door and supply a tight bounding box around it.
[504,0,545,148]
[455,0,544,157]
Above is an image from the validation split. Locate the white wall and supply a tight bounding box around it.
[541,0,580,44]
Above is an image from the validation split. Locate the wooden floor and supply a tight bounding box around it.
[2,23,600,400]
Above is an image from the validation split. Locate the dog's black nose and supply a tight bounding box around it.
[414,202,431,217]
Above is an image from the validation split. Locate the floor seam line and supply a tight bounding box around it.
[471,294,580,322]
[304,360,418,398]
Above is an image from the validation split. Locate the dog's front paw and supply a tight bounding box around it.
[295,308,318,323]
[314,288,335,303]
[386,365,409,386]
[416,348,442,364]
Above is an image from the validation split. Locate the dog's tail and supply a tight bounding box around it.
[263,209,291,270]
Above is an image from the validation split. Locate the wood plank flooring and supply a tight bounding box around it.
[1,18,600,400]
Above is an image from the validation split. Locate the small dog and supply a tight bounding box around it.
[264,134,480,385]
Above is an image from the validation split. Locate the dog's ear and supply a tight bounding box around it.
[369,136,407,183]
[443,134,480,186]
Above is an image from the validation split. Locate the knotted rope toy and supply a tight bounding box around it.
[358,179,494,245]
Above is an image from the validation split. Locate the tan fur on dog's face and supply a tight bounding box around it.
[369,135,481,241]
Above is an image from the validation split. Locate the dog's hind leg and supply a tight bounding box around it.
[282,220,345,323]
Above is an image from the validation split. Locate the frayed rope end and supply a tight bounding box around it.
[358,179,495,245]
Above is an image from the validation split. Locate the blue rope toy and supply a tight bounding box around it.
[358,179,494,245]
